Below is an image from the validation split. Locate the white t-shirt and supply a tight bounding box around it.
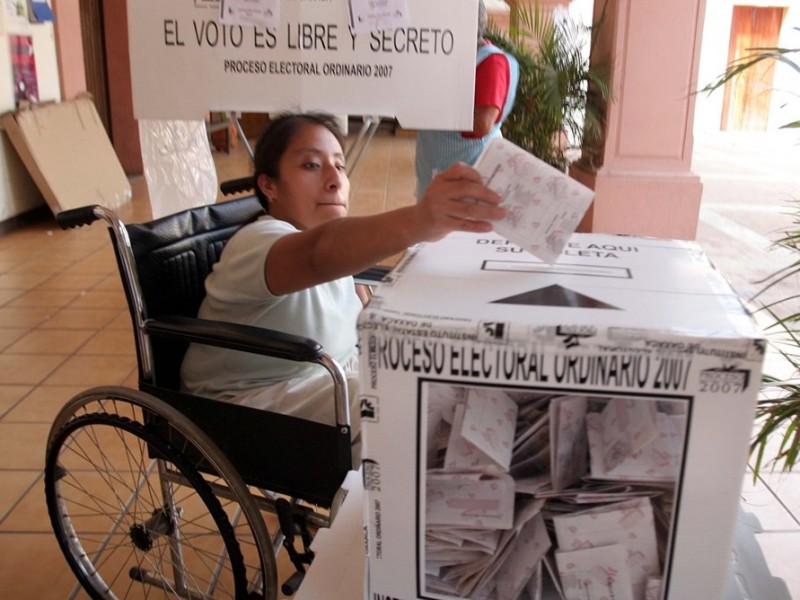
[180,216,362,406]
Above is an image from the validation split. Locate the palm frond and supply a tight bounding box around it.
[486,0,613,170]
[700,47,800,97]
[750,270,800,478]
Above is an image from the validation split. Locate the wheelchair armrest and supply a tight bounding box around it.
[144,315,324,362]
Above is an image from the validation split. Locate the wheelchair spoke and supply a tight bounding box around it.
[58,434,155,525]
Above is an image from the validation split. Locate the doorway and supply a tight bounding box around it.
[78,0,111,136]
[721,5,787,131]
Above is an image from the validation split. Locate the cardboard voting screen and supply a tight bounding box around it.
[128,0,478,129]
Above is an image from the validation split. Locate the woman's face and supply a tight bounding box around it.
[258,123,349,230]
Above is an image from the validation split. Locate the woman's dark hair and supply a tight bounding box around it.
[253,112,347,209]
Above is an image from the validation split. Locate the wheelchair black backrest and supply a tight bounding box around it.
[116,196,266,390]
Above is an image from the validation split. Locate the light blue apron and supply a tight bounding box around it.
[415,44,520,199]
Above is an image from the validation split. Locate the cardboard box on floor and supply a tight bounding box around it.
[0,94,131,215]
[357,232,765,600]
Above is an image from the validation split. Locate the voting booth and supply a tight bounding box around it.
[128,0,479,129]
[357,233,765,600]
[127,0,482,216]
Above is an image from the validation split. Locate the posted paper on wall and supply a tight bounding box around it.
[348,0,410,34]
[219,0,279,27]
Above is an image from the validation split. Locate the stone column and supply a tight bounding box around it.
[570,0,707,240]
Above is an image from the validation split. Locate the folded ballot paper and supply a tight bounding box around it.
[443,388,519,472]
[549,395,589,492]
[426,470,516,530]
[553,497,662,600]
[474,137,595,264]
[586,399,686,482]
[555,543,635,600]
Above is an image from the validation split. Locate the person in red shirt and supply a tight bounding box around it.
[415,0,520,199]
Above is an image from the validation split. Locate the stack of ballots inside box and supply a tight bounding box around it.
[423,384,683,599]
[357,229,764,600]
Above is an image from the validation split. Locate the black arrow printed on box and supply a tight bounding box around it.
[492,285,620,309]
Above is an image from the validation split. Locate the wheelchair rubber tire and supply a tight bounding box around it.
[44,387,276,600]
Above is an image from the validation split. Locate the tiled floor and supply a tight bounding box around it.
[0,124,797,599]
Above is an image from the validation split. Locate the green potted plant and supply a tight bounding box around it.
[486,1,612,171]
[701,35,800,477]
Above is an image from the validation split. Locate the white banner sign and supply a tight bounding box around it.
[128,0,478,130]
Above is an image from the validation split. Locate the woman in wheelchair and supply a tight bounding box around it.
[44,111,507,600]
[180,112,506,455]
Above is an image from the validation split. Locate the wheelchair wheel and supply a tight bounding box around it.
[44,387,277,600]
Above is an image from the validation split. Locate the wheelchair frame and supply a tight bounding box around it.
[44,197,365,599]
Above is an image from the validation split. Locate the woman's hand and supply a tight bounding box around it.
[414,162,506,242]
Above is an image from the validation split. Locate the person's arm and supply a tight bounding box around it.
[471,105,502,138]
[463,52,510,138]
[265,163,505,295]
[355,283,371,306]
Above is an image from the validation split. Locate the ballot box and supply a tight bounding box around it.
[356,232,765,600]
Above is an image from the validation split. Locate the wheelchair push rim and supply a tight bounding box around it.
[44,386,277,600]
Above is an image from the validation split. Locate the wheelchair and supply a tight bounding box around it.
[44,193,382,599]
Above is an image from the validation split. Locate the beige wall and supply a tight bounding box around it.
[0,15,62,222]
[0,0,142,226]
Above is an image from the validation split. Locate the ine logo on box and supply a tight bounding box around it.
[556,324,597,349]
[363,459,381,493]
[361,396,379,422]
[699,366,750,394]
[478,321,508,343]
